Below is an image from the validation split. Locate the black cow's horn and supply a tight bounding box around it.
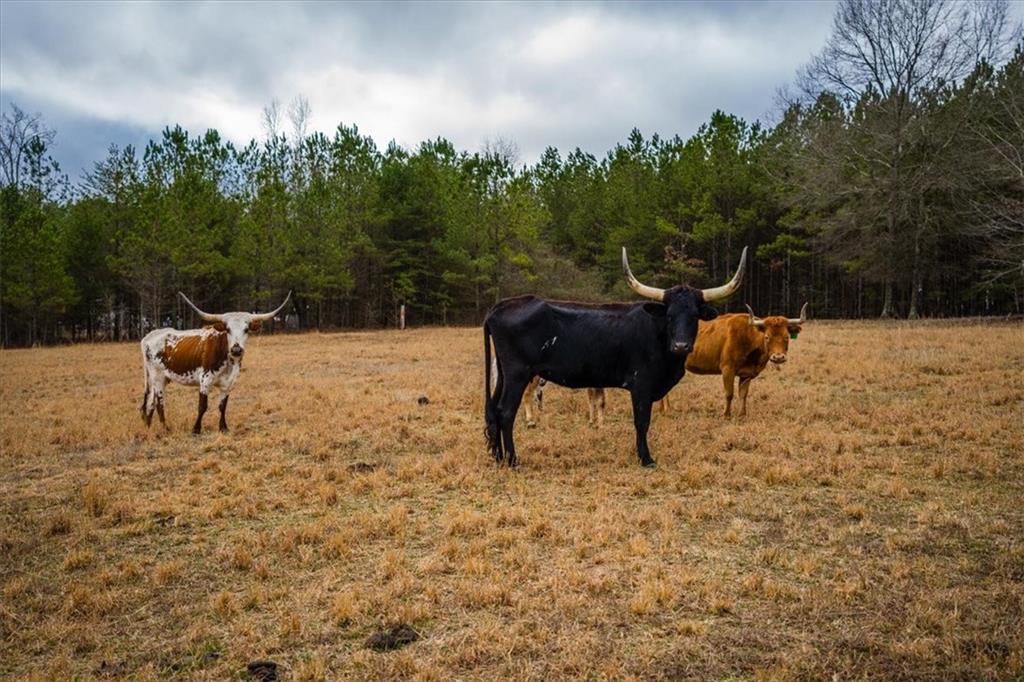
[178,292,223,323]
[701,247,747,302]
[788,302,808,326]
[621,248,665,302]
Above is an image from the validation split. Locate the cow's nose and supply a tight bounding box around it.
[672,341,693,355]
[770,353,786,364]
[231,344,244,356]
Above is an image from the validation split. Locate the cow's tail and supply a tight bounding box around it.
[483,322,503,463]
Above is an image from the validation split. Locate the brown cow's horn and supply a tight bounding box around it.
[622,248,665,302]
[701,247,747,302]
[745,304,766,329]
[250,291,292,322]
[178,292,222,322]
[788,302,808,326]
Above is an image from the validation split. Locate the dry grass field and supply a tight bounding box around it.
[2,320,1023,680]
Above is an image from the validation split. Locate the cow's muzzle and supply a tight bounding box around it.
[671,341,693,355]
[230,344,244,358]
[770,353,787,364]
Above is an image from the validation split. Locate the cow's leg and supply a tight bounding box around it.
[142,370,160,427]
[143,391,155,427]
[738,378,752,417]
[522,376,540,428]
[218,394,230,432]
[153,376,168,429]
[587,388,606,428]
[722,367,736,417]
[492,359,504,408]
[192,392,208,435]
[498,372,531,467]
[486,357,506,464]
[630,390,656,467]
[141,385,153,427]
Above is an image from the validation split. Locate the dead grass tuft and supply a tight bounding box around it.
[676,619,708,636]
[62,549,94,572]
[4,575,32,600]
[45,509,74,535]
[81,476,111,517]
[444,507,487,536]
[330,590,359,626]
[153,559,185,586]
[63,584,115,616]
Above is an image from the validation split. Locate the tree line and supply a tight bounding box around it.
[1,0,1021,346]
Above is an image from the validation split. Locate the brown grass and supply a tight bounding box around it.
[2,320,1023,679]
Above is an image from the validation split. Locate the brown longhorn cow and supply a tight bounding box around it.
[682,303,807,417]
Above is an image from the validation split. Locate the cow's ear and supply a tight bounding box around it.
[698,304,718,321]
[642,302,667,318]
[211,322,226,332]
[249,320,262,333]
[788,324,802,336]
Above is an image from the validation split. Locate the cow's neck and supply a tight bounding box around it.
[755,332,771,372]
[652,353,687,400]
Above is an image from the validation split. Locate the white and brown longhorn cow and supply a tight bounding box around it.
[140,291,291,434]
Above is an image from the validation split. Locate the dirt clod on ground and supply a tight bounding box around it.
[246,660,278,681]
[365,624,419,651]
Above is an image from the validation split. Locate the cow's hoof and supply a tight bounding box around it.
[219,426,229,433]
[641,460,657,468]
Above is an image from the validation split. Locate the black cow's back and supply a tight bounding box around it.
[485,296,680,396]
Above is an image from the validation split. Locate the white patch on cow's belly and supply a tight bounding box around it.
[164,366,204,386]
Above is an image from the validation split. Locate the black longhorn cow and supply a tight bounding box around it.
[483,246,747,467]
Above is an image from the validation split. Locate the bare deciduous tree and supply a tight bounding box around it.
[967,49,1024,299]
[262,98,282,140]
[0,103,57,190]
[288,95,312,143]
[793,0,1019,317]
[800,0,1014,102]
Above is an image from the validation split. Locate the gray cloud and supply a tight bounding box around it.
[1,1,841,180]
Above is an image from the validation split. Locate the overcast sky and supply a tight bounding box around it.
[1,1,842,181]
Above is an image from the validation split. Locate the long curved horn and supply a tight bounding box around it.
[250,291,292,322]
[745,304,766,330]
[788,302,808,326]
[178,292,222,323]
[701,247,747,302]
[621,247,665,302]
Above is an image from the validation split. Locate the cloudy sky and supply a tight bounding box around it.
[1,1,841,180]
